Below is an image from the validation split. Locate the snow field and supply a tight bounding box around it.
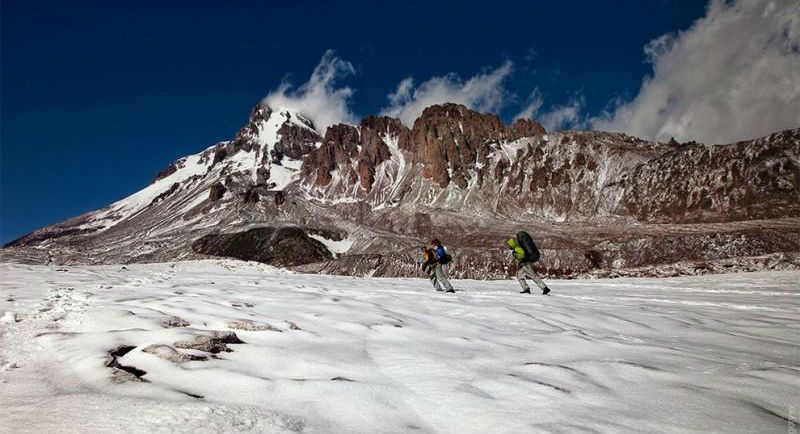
[1,261,798,434]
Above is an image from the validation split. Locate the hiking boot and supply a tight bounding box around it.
[445,289,455,293]
[520,289,531,294]
[542,287,551,295]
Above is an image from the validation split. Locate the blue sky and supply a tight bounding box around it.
[3,1,798,244]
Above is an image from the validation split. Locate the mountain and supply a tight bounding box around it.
[3,102,800,278]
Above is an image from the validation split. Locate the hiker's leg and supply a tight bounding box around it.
[431,275,443,291]
[435,264,454,291]
[516,265,531,291]
[428,265,443,291]
[523,264,548,290]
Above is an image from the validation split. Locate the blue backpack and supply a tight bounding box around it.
[435,245,452,264]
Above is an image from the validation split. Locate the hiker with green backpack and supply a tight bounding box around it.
[506,231,551,295]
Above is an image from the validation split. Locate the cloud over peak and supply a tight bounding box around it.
[262,50,358,133]
[381,61,513,126]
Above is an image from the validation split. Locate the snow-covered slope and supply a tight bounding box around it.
[86,105,319,235]
[1,261,798,434]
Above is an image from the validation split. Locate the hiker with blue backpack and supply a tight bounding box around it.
[506,231,551,295]
[421,239,455,293]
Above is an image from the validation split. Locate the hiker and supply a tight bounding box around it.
[506,231,551,295]
[421,239,455,293]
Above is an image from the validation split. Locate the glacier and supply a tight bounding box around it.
[0,261,798,434]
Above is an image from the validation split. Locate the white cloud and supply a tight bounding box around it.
[381,61,513,126]
[591,0,800,143]
[514,89,544,122]
[539,97,585,131]
[514,90,586,132]
[262,50,358,133]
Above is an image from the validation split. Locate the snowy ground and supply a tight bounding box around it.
[1,260,798,434]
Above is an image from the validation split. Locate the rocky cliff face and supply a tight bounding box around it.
[408,104,547,190]
[412,103,510,188]
[296,103,675,223]
[3,102,800,278]
[299,121,394,192]
[617,129,800,223]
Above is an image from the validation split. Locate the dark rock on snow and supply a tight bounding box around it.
[191,227,332,267]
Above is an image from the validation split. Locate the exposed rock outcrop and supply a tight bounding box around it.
[361,116,413,151]
[106,345,148,383]
[301,124,361,187]
[174,331,245,354]
[161,316,190,328]
[508,118,546,141]
[191,226,332,267]
[227,320,281,332]
[142,344,207,363]
[299,119,398,193]
[209,182,226,202]
[272,117,321,162]
[152,163,178,183]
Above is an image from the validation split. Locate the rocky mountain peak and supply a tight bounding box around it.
[249,102,273,124]
[508,118,546,141]
[230,105,271,152]
[236,104,316,146]
[210,103,319,170]
[410,103,540,188]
